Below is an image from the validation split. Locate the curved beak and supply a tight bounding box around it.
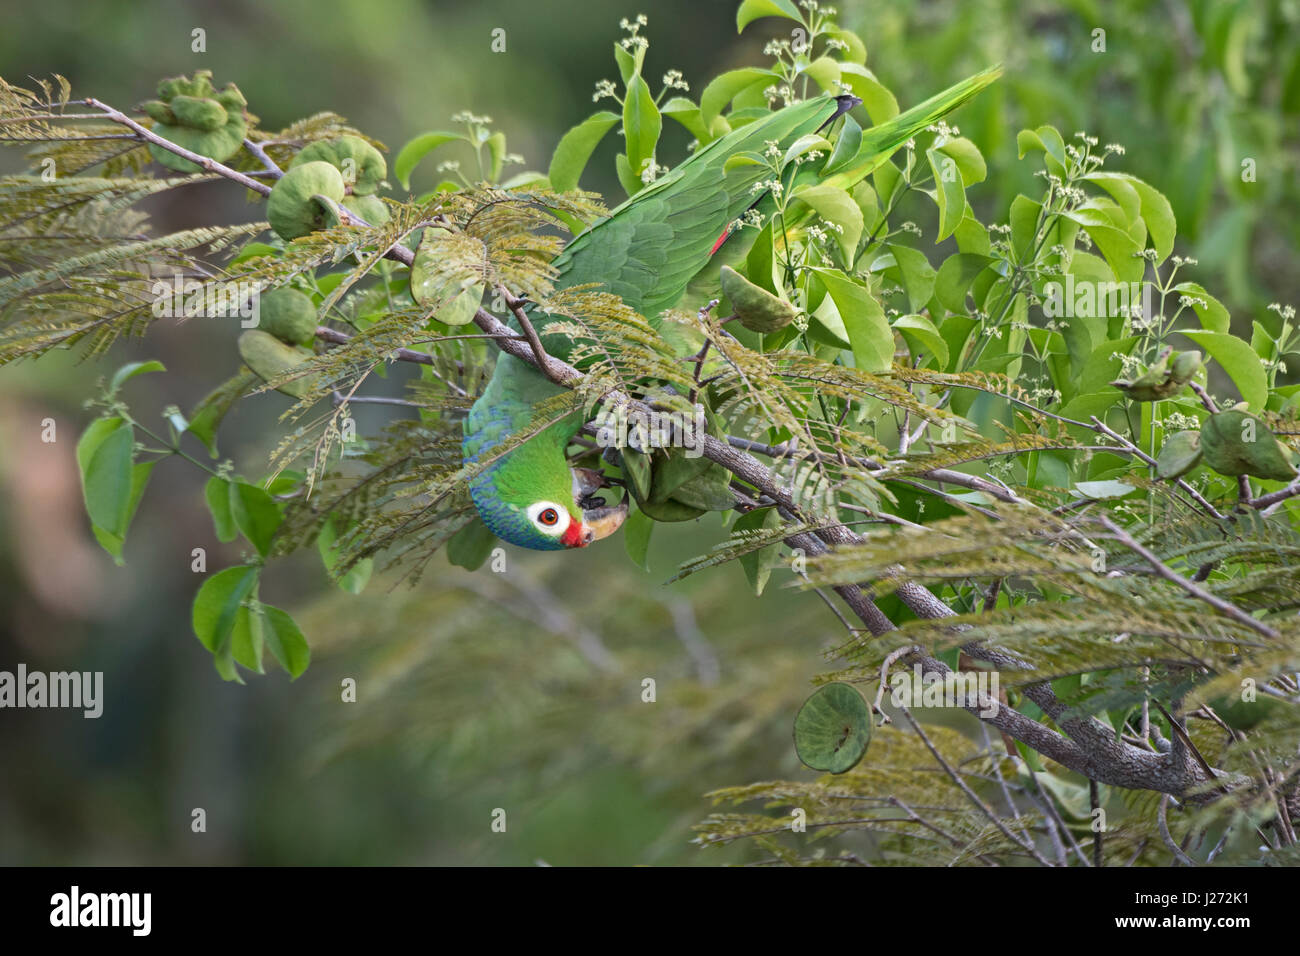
[581,496,628,543]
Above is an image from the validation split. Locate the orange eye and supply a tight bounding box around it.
[537,508,559,527]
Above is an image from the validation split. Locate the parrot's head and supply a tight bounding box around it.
[468,446,627,552]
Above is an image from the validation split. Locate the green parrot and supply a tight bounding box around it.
[462,67,1001,551]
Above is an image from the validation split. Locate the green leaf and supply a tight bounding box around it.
[1072,480,1136,499]
[228,481,282,557]
[485,130,506,181]
[91,461,154,564]
[109,360,165,392]
[447,517,497,570]
[1172,281,1231,333]
[818,270,893,372]
[317,515,373,593]
[935,252,995,314]
[260,604,311,679]
[1179,330,1268,409]
[734,506,783,596]
[823,115,862,177]
[204,476,237,542]
[736,0,801,32]
[837,63,898,122]
[186,370,257,458]
[622,73,661,177]
[623,507,653,571]
[394,131,461,190]
[926,147,965,241]
[893,313,949,369]
[192,564,259,658]
[548,111,620,191]
[936,137,987,185]
[661,97,710,143]
[230,602,264,674]
[700,68,776,125]
[886,244,937,312]
[793,683,872,774]
[792,184,863,263]
[79,419,134,536]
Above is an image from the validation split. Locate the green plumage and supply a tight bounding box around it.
[464,68,1002,551]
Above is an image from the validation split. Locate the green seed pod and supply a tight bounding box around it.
[293,135,387,196]
[720,265,797,333]
[1200,410,1297,481]
[666,464,736,511]
[267,161,347,240]
[632,497,707,522]
[145,70,247,173]
[169,94,226,132]
[140,100,176,125]
[1155,430,1202,479]
[256,287,317,346]
[794,683,872,774]
[237,330,316,399]
[1169,349,1202,385]
[342,194,390,227]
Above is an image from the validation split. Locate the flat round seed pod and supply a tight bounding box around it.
[293,135,387,196]
[1200,410,1297,481]
[794,683,872,774]
[238,330,316,399]
[267,161,347,240]
[1155,429,1202,479]
[256,287,317,346]
[720,265,797,333]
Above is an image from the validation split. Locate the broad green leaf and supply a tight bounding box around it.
[801,56,841,94]
[1179,330,1268,409]
[109,360,165,392]
[823,115,862,177]
[736,0,801,32]
[92,461,154,564]
[1072,480,1136,499]
[80,420,134,536]
[485,131,506,181]
[623,507,653,572]
[447,517,497,570]
[229,481,282,557]
[734,506,782,595]
[186,370,257,458]
[893,313,949,369]
[548,111,620,191]
[1172,281,1230,333]
[792,184,863,263]
[837,63,898,122]
[230,602,264,674]
[394,131,461,190]
[935,252,995,314]
[783,133,832,167]
[623,73,662,176]
[926,147,965,241]
[700,68,776,125]
[205,476,237,543]
[818,270,893,372]
[661,97,710,143]
[936,137,987,185]
[886,244,937,312]
[260,604,311,679]
[192,565,259,660]
[317,515,373,593]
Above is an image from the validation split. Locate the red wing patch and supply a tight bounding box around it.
[709,226,731,256]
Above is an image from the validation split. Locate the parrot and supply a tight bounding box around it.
[462,67,1001,551]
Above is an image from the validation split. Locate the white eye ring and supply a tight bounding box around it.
[526,501,570,537]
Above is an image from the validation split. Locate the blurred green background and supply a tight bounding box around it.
[1,0,1295,864]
